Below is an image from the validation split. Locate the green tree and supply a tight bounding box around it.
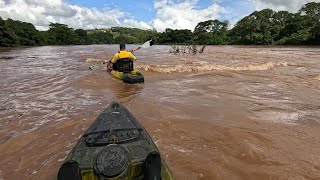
[271,11,295,41]
[309,22,320,44]
[194,19,228,33]
[157,28,193,44]
[299,2,320,44]
[230,9,275,45]
[193,20,229,44]
[0,17,17,46]
[5,18,40,46]
[299,2,320,18]
[276,2,320,44]
[47,23,78,45]
[74,29,89,44]
[110,27,156,43]
[114,34,138,44]
[88,31,114,44]
[37,31,50,45]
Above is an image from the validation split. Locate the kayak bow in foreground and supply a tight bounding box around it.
[58,102,172,180]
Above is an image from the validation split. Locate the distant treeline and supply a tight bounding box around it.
[0,2,319,47]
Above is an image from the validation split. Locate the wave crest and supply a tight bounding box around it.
[136,62,288,73]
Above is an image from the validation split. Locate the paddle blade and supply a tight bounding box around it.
[141,39,155,48]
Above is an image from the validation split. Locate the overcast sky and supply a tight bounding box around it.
[0,0,319,31]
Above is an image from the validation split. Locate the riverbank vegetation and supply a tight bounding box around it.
[0,2,319,47]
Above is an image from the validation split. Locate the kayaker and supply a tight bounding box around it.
[104,44,137,72]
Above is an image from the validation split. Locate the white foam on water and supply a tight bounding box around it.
[58,156,67,162]
[164,144,193,153]
[137,61,288,73]
[85,58,102,62]
[253,110,307,125]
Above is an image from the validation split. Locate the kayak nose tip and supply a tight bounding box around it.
[111,101,120,109]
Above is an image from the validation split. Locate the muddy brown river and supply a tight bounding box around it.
[0,45,320,180]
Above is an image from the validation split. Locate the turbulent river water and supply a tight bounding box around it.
[0,45,320,180]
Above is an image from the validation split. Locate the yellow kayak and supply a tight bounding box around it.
[110,69,144,84]
[107,62,144,84]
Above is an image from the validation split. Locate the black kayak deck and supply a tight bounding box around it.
[58,102,172,180]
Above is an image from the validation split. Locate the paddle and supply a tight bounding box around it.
[130,39,155,53]
[89,39,155,70]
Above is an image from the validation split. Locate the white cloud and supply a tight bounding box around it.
[57,6,125,30]
[122,19,153,30]
[252,0,320,12]
[1,0,228,31]
[151,0,227,32]
[0,0,138,30]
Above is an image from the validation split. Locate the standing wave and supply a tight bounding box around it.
[136,62,288,73]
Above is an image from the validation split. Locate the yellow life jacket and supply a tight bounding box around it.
[118,51,131,59]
